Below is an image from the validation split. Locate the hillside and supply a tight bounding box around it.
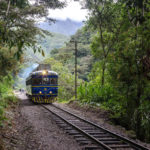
[25,19,84,63]
[50,28,94,81]
[38,19,83,36]
[24,32,70,63]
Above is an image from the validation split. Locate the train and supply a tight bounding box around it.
[26,64,58,103]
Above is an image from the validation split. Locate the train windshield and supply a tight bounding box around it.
[32,78,42,85]
[32,76,58,85]
[50,78,58,85]
[43,77,50,84]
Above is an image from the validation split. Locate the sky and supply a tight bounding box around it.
[48,0,88,22]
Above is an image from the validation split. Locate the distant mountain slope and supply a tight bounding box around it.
[38,18,83,36]
[39,32,69,51]
[24,32,70,63]
[50,28,93,81]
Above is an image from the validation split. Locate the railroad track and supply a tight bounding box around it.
[41,104,149,150]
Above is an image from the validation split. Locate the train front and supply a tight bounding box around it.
[31,70,58,103]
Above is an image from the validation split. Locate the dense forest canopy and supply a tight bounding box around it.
[78,0,150,142]
[50,28,93,81]
[0,0,150,143]
[0,0,65,126]
[0,0,64,59]
[49,0,150,142]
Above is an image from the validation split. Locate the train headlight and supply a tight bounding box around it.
[42,70,47,75]
[39,91,42,94]
[49,91,52,94]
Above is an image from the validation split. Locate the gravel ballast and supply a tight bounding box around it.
[1,92,149,150]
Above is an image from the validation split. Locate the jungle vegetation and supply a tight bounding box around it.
[0,0,150,143]
[0,0,64,125]
[50,28,94,81]
[81,0,150,142]
[49,0,150,142]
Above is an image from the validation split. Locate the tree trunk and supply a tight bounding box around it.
[6,0,11,17]
[99,25,106,86]
[101,61,105,86]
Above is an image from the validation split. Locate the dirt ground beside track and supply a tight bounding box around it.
[0,91,150,150]
[0,92,81,150]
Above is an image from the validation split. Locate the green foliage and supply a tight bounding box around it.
[78,0,150,142]
[0,0,65,60]
[24,32,69,63]
[44,58,82,101]
[50,28,93,81]
[39,33,69,52]
[0,74,18,126]
[78,82,116,104]
[139,101,150,141]
[86,0,123,86]
[0,47,21,76]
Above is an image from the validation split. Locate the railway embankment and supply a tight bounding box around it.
[55,101,150,149]
[0,92,150,149]
[0,91,81,150]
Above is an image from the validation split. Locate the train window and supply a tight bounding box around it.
[26,79,31,85]
[50,78,58,85]
[32,78,42,85]
[43,77,50,85]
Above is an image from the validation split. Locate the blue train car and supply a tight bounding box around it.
[26,70,58,103]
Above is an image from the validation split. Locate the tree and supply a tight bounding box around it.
[106,0,150,140]
[0,0,65,59]
[0,0,65,126]
[85,0,122,86]
[80,0,150,141]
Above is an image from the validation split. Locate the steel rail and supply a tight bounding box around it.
[51,104,149,150]
[41,104,112,150]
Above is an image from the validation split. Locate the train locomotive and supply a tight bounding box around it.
[26,64,58,103]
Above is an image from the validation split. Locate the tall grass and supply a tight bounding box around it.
[78,82,116,104]
[0,75,18,126]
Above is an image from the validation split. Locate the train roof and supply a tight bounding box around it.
[31,70,58,76]
[26,70,58,81]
